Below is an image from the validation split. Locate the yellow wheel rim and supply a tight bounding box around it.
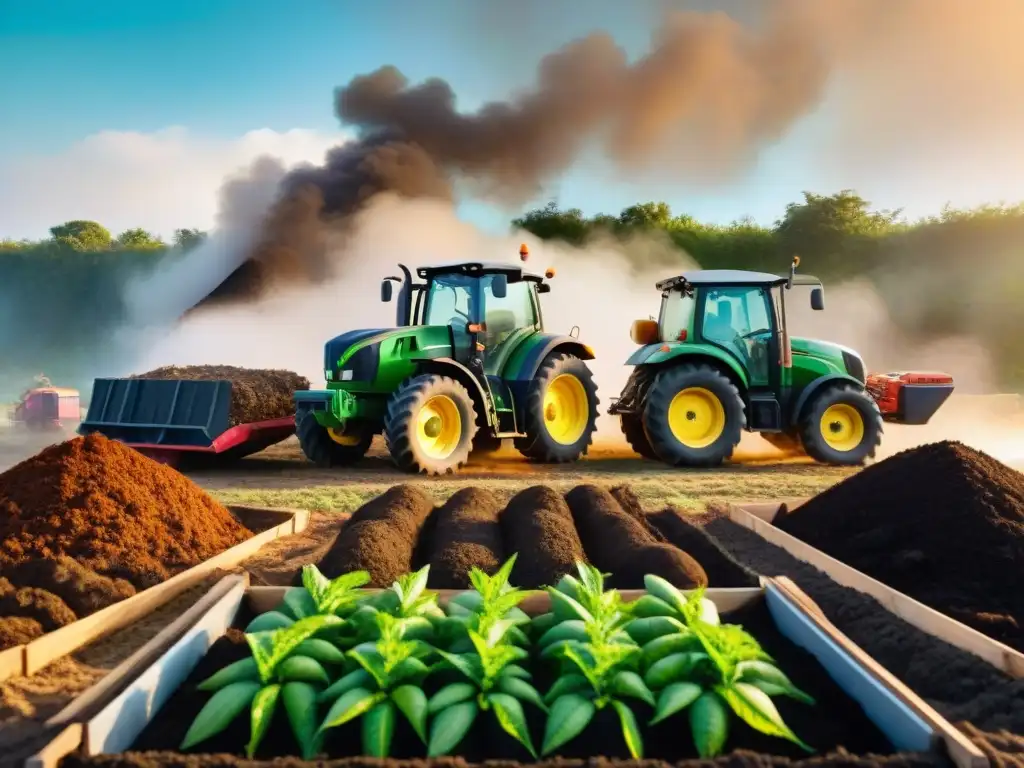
[543,374,590,445]
[416,395,463,460]
[667,387,726,448]
[819,404,865,452]
[328,428,362,446]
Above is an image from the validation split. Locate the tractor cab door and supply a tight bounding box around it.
[698,286,779,391]
[423,275,475,365]
[480,276,538,376]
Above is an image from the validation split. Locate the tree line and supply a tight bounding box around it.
[1,190,1022,396]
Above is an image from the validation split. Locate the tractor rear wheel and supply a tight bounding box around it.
[643,364,745,467]
[620,414,658,459]
[799,384,882,465]
[384,374,477,475]
[515,353,599,463]
[297,411,373,468]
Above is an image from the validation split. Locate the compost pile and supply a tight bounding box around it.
[776,440,1024,650]
[131,365,310,426]
[0,434,252,648]
[312,482,759,591]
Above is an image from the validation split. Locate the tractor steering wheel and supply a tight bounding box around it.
[740,328,771,340]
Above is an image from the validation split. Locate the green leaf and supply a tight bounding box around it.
[283,682,322,760]
[538,619,589,648]
[489,692,537,758]
[719,683,813,751]
[301,564,331,606]
[644,574,687,613]
[626,616,687,646]
[496,676,547,711]
[689,690,730,758]
[391,657,431,685]
[554,574,582,601]
[180,680,261,750]
[547,588,593,623]
[246,684,281,759]
[293,638,346,666]
[449,591,484,613]
[392,685,428,742]
[530,612,557,639]
[428,682,477,714]
[362,700,396,757]
[319,687,386,731]
[428,700,478,757]
[197,657,260,691]
[318,668,374,703]
[502,664,532,681]
[644,652,707,690]
[246,614,342,684]
[650,682,703,725]
[320,570,371,613]
[436,649,484,684]
[542,694,595,756]
[611,699,644,759]
[543,674,591,704]
[609,670,656,706]
[629,594,678,618]
[735,660,815,705]
[492,553,518,593]
[283,588,319,620]
[277,656,330,686]
[245,611,295,633]
[349,648,389,689]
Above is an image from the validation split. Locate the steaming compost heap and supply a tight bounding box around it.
[777,440,1024,650]
[131,365,310,426]
[0,434,252,647]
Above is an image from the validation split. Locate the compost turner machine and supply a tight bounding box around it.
[78,377,296,467]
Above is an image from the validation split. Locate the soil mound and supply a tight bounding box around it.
[0,433,252,589]
[0,586,75,631]
[425,487,505,589]
[316,484,434,586]
[565,485,707,590]
[776,441,1024,650]
[5,556,136,616]
[609,485,668,542]
[649,508,759,588]
[131,365,310,426]
[0,616,42,649]
[500,486,586,589]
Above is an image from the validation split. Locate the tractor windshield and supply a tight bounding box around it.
[659,290,696,342]
[424,274,475,327]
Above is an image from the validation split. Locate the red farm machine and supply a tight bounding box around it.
[8,387,81,432]
[77,377,297,468]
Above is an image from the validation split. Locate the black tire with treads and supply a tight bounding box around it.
[799,383,883,465]
[384,373,477,475]
[620,413,658,459]
[515,353,599,463]
[296,410,372,467]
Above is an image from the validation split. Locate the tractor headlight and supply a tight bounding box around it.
[340,369,354,381]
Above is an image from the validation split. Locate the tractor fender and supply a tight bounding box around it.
[631,344,750,391]
[415,357,498,428]
[508,336,595,384]
[790,374,864,427]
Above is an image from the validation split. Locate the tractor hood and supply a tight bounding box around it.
[324,328,393,377]
[791,336,866,381]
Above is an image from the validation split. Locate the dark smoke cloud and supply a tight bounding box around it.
[192,0,1024,312]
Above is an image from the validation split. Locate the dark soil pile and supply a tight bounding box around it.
[565,484,707,590]
[0,433,252,590]
[425,487,505,589]
[648,507,760,588]
[499,486,587,589]
[609,484,669,542]
[5,556,135,616]
[775,441,1024,650]
[316,485,434,586]
[131,365,310,426]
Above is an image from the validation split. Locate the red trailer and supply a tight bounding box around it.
[9,387,81,431]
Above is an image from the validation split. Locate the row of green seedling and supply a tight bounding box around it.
[180,555,815,760]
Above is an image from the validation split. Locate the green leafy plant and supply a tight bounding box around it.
[243,566,371,634]
[344,565,444,647]
[316,611,437,757]
[538,563,650,759]
[636,576,815,758]
[439,555,535,652]
[181,614,343,758]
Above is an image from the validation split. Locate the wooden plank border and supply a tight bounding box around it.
[729,501,1024,679]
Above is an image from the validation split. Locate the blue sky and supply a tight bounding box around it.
[1,0,1019,239]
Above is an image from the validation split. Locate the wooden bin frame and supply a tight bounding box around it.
[726,498,1024,679]
[0,505,309,683]
[28,576,985,768]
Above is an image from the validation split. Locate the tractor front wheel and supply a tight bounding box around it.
[799,384,882,465]
[297,411,373,468]
[643,364,745,467]
[384,374,477,475]
[515,354,599,463]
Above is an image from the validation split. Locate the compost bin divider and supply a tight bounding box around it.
[730,501,1024,679]
[2,505,308,682]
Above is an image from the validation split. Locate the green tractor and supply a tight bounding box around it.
[608,257,955,466]
[295,251,599,475]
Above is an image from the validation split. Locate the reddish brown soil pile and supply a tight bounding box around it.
[500,486,587,589]
[425,487,505,589]
[132,365,310,426]
[0,579,75,632]
[5,556,135,616]
[316,485,434,586]
[776,441,1024,650]
[565,485,707,590]
[0,433,252,589]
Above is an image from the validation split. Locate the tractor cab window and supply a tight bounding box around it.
[658,291,696,342]
[700,286,773,385]
[480,276,537,372]
[424,275,474,328]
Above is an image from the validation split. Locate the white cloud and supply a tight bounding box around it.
[0,126,348,241]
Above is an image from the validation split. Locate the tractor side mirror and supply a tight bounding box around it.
[491,274,508,299]
[810,287,825,311]
[381,280,393,303]
[537,283,551,294]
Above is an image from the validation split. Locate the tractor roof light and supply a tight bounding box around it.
[519,243,530,261]
[545,267,556,278]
